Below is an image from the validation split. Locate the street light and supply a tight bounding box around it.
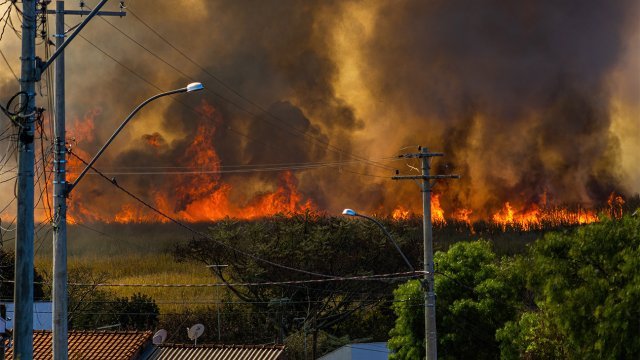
[52,83,204,359]
[206,264,228,342]
[341,209,415,272]
[343,209,429,357]
[66,82,204,194]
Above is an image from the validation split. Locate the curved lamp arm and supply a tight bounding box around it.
[342,209,415,272]
[66,83,203,194]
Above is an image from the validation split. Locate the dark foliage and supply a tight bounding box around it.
[173,213,423,355]
[0,247,46,301]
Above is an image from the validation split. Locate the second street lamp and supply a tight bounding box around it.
[341,208,415,272]
[52,82,203,360]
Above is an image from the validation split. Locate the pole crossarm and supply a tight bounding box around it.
[38,10,126,16]
[399,152,444,159]
[392,175,460,181]
[36,0,112,76]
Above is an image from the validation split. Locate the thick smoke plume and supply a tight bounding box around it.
[0,0,638,222]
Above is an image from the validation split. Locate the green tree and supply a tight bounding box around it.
[499,215,640,359]
[497,309,569,359]
[66,264,118,329]
[174,213,420,356]
[115,293,160,330]
[388,279,424,360]
[65,266,159,331]
[0,247,46,301]
[389,240,519,360]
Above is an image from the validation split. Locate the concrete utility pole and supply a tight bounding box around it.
[52,2,67,359]
[31,2,124,359]
[14,0,37,358]
[392,146,459,360]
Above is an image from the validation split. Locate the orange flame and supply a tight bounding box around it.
[142,132,166,149]
[60,103,614,228]
[607,192,625,219]
[491,202,598,231]
[390,194,446,223]
[66,101,317,224]
[392,206,410,221]
[431,194,445,224]
[452,208,473,226]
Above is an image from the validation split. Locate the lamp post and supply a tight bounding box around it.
[206,264,228,342]
[52,82,204,359]
[341,209,415,272]
[342,209,428,355]
[66,82,204,193]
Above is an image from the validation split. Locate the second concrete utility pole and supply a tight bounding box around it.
[392,146,459,360]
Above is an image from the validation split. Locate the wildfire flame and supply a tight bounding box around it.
[490,202,598,231]
[391,194,446,223]
[59,104,617,229]
[66,103,317,224]
[392,195,600,231]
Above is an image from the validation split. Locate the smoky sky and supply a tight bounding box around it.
[1,0,637,222]
[360,0,637,213]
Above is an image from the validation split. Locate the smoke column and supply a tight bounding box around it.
[0,0,637,222]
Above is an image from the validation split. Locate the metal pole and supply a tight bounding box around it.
[303,322,308,360]
[15,0,36,358]
[206,264,227,343]
[355,213,415,272]
[216,284,221,342]
[422,147,437,360]
[52,2,68,359]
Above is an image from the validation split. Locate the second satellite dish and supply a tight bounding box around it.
[153,329,167,345]
[187,323,205,345]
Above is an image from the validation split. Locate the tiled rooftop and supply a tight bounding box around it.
[142,343,286,360]
[4,330,153,360]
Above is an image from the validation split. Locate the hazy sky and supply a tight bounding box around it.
[0,0,638,223]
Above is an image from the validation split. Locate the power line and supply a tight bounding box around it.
[60,157,400,176]
[2,271,422,288]
[0,47,18,82]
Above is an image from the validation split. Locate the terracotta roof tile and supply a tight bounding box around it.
[4,330,153,360]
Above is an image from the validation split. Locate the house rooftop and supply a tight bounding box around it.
[4,330,153,360]
[141,343,286,360]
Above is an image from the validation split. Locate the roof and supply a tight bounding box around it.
[4,330,153,360]
[318,342,389,360]
[141,344,286,360]
[2,302,53,330]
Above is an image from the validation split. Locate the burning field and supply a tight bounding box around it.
[1,0,639,229]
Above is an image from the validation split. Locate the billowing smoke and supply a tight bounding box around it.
[0,0,638,222]
[358,0,638,215]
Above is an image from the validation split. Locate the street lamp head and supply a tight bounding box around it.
[342,208,357,216]
[186,82,204,92]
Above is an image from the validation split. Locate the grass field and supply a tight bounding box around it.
[35,252,219,313]
[32,222,225,313]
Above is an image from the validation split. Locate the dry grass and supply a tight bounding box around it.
[35,253,219,313]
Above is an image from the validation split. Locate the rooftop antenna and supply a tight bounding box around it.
[152,329,168,345]
[187,324,205,346]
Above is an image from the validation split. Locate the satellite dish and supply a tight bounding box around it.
[187,324,205,345]
[152,329,167,345]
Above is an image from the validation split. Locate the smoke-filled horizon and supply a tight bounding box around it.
[0,0,638,223]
